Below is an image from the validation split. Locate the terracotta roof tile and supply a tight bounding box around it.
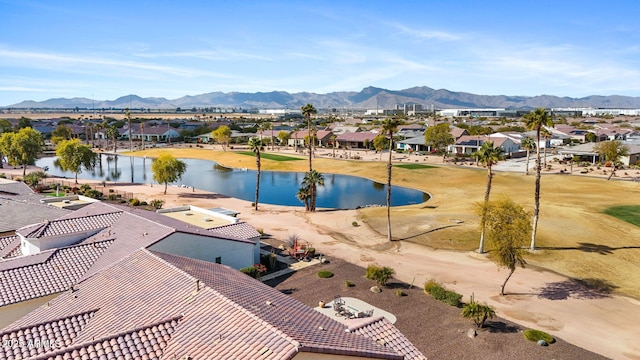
[0,240,113,306]
[348,316,427,360]
[336,132,378,142]
[208,222,261,242]
[17,212,122,239]
[0,310,96,359]
[0,235,17,253]
[153,251,401,359]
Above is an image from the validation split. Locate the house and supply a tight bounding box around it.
[558,142,640,166]
[125,125,180,142]
[288,130,334,147]
[0,180,69,236]
[396,124,426,139]
[0,201,261,327]
[336,131,378,149]
[0,249,424,359]
[449,135,520,156]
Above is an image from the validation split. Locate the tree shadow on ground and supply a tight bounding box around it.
[398,224,461,241]
[177,192,231,200]
[484,321,520,334]
[537,278,618,300]
[537,242,640,255]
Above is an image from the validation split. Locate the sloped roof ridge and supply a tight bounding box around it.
[31,315,183,360]
[0,308,98,340]
[146,250,302,352]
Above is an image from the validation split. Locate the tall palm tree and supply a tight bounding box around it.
[524,108,554,251]
[382,118,400,241]
[301,103,317,171]
[521,136,535,175]
[473,141,504,253]
[541,128,552,168]
[125,108,132,152]
[330,134,337,158]
[302,170,324,212]
[248,137,263,211]
[140,122,145,150]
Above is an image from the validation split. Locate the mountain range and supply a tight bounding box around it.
[6,86,640,110]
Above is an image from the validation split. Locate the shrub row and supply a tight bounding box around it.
[424,279,462,307]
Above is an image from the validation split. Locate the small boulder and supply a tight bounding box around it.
[370,286,382,293]
[466,328,477,338]
[537,339,549,346]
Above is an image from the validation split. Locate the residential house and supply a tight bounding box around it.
[449,135,520,156]
[559,142,640,166]
[0,201,261,327]
[287,130,334,148]
[336,131,378,149]
[0,248,424,359]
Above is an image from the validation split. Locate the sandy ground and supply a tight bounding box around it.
[3,150,640,359]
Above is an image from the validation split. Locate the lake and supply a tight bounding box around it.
[36,154,429,209]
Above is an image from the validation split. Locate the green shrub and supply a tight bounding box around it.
[444,291,463,307]
[307,247,316,258]
[139,201,148,206]
[80,184,92,192]
[345,280,354,287]
[83,189,102,199]
[0,173,6,179]
[429,285,446,300]
[150,199,164,209]
[129,198,140,206]
[352,221,359,227]
[108,194,118,201]
[366,264,395,286]
[395,290,406,297]
[424,279,440,295]
[523,329,555,344]
[318,270,334,278]
[240,266,260,278]
[23,171,47,187]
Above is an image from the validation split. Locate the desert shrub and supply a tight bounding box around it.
[345,280,354,287]
[240,266,260,278]
[80,183,92,192]
[119,199,127,203]
[462,294,495,328]
[307,247,316,258]
[523,329,555,344]
[0,173,5,178]
[129,198,140,206]
[318,270,334,278]
[424,279,441,295]
[108,194,118,201]
[83,189,102,199]
[395,290,406,297]
[425,280,462,306]
[34,184,49,193]
[139,201,148,206]
[109,189,115,193]
[24,171,47,187]
[352,221,359,227]
[366,264,395,286]
[150,199,164,209]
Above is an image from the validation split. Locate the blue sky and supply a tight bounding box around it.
[1,0,639,106]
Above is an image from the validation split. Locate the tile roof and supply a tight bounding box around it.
[348,316,427,360]
[0,310,96,359]
[17,212,122,239]
[0,235,17,253]
[0,235,20,259]
[208,221,261,242]
[153,251,401,359]
[0,240,113,306]
[336,132,378,142]
[0,190,70,233]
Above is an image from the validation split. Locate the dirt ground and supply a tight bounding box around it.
[264,257,608,360]
[4,146,640,359]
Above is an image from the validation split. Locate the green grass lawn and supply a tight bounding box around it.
[603,205,640,227]
[394,164,437,169]
[237,151,304,162]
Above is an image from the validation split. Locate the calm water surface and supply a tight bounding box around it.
[36,154,429,209]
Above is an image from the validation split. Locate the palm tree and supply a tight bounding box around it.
[382,118,400,241]
[541,128,552,168]
[301,103,317,171]
[296,185,311,211]
[521,136,535,175]
[473,141,504,253]
[248,137,263,211]
[125,108,132,152]
[105,126,119,153]
[302,170,324,212]
[524,108,554,251]
[140,122,145,150]
[330,134,337,158]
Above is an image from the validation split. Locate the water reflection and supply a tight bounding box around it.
[37,154,428,209]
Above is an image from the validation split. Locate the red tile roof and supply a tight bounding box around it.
[336,132,378,142]
[208,221,261,242]
[348,316,427,360]
[17,212,122,239]
[0,310,96,359]
[0,240,113,306]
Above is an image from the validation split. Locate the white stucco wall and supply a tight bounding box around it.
[148,232,256,269]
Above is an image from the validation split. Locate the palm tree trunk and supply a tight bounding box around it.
[525,149,530,175]
[478,167,493,253]
[387,136,393,241]
[500,268,515,296]
[308,117,312,172]
[254,154,261,211]
[530,133,542,251]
